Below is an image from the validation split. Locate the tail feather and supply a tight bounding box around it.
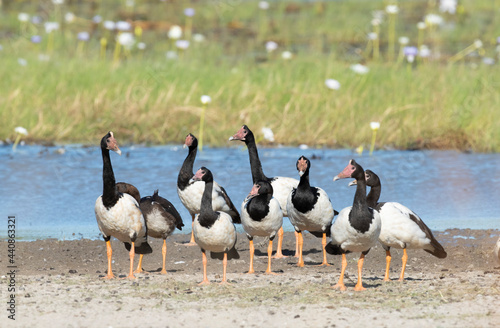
[124,240,153,255]
[425,239,447,259]
[210,245,240,260]
[325,242,348,255]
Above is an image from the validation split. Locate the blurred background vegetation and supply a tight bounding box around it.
[1,0,499,151]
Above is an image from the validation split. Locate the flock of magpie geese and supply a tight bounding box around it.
[94,125,447,289]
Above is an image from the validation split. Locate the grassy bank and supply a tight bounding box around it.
[1,1,499,151]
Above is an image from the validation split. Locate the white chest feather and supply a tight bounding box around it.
[95,194,146,243]
[193,213,236,253]
[286,188,334,232]
[330,206,381,253]
[241,197,283,238]
[145,205,175,239]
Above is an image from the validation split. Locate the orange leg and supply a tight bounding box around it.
[185,214,197,246]
[398,248,408,281]
[103,239,115,279]
[198,250,210,285]
[134,254,144,273]
[354,253,366,291]
[219,252,231,285]
[333,253,347,291]
[294,231,299,258]
[247,239,255,274]
[384,250,392,281]
[297,231,304,267]
[126,242,136,280]
[317,233,330,266]
[160,239,168,274]
[272,227,288,259]
[265,240,278,275]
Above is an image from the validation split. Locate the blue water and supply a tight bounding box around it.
[1,144,499,240]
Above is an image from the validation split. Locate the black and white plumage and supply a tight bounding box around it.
[241,180,283,274]
[94,132,152,280]
[137,190,184,274]
[287,156,336,267]
[359,169,447,281]
[191,167,239,285]
[326,159,381,291]
[230,125,299,258]
[177,133,240,245]
[116,183,184,273]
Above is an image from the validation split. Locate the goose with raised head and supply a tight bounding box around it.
[230,125,299,259]
[351,169,447,281]
[326,159,381,291]
[191,167,239,285]
[287,156,336,267]
[177,133,240,246]
[241,180,283,274]
[94,132,152,280]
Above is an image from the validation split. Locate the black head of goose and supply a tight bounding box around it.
[94,131,151,280]
[229,125,299,259]
[189,167,239,285]
[326,159,381,291]
[241,180,283,274]
[287,156,336,267]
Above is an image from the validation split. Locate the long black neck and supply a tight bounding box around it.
[245,136,269,184]
[101,148,119,208]
[247,193,272,222]
[177,145,197,190]
[366,184,381,208]
[292,168,318,213]
[198,180,219,228]
[348,174,373,233]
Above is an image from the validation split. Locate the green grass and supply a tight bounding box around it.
[1,0,499,151]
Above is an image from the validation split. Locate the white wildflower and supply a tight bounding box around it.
[439,0,457,14]
[18,13,30,22]
[265,41,278,53]
[325,79,341,90]
[258,1,270,10]
[350,64,370,75]
[261,127,275,142]
[168,25,182,40]
[370,122,380,130]
[425,14,444,26]
[398,36,409,45]
[116,21,131,31]
[193,34,205,43]
[200,95,211,105]
[103,20,115,30]
[15,127,28,135]
[175,40,190,50]
[117,32,135,48]
[44,22,60,33]
[65,12,75,23]
[385,5,399,14]
[281,51,293,60]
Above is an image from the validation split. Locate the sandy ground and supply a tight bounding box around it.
[1,229,500,328]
